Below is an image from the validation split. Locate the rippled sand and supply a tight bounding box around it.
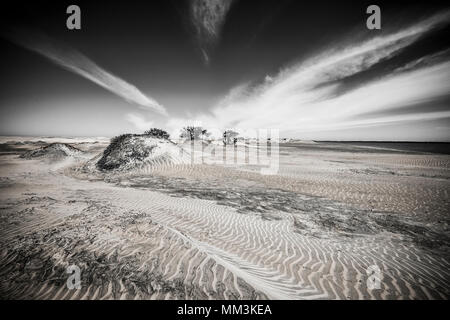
[0,138,449,299]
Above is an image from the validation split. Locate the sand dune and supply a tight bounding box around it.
[96,135,190,172]
[20,143,84,160]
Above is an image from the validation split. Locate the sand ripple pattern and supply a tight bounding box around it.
[2,179,448,299]
[113,189,450,300]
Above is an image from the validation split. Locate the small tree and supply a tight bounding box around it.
[223,130,239,146]
[180,126,205,141]
[144,128,170,139]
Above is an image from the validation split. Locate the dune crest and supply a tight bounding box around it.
[96,135,191,172]
[20,143,83,159]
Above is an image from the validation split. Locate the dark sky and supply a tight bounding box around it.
[0,0,449,140]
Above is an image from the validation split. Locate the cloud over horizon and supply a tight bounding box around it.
[1,4,449,141]
[168,9,450,139]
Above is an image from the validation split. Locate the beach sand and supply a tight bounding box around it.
[0,138,449,299]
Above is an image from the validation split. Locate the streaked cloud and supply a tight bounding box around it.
[177,9,450,138]
[3,27,167,116]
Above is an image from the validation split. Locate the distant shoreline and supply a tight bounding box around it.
[0,135,449,144]
[283,141,450,155]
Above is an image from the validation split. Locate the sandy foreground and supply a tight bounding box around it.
[0,137,449,299]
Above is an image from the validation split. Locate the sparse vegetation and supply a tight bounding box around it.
[144,128,170,140]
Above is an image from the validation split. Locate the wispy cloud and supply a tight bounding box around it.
[189,0,235,64]
[177,10,450,137]
[125,113,154,131]
[3,27,168,116]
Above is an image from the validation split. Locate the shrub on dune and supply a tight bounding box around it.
[144,128,170,140]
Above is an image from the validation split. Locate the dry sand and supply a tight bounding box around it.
[0,138,449,299]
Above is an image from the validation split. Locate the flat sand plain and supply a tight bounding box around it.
[0,137,449,299]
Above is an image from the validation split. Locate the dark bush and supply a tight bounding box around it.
[144,128,170,139]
